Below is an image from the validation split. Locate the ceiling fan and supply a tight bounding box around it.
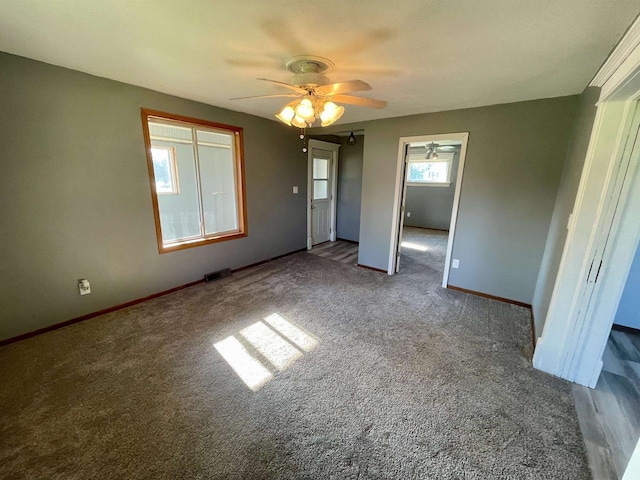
[230,55,387,128]
[421,142,458,159]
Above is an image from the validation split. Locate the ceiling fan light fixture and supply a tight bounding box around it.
[320,102,344,126]
[322,101,338,114]
[275,105,296,125]
[290,115,307,128]
[295,97,315,124]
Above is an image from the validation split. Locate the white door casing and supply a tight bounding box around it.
[307,140,339,249]
[395,145,409,272]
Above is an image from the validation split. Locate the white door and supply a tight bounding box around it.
[311,149,332,245]
[395,145,410,272]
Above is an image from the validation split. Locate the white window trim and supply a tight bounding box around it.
[406,152,454,186]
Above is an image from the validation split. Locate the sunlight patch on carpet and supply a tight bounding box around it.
[214,336,273,391]
[240,321,303,371]
[264,313,318,352]
[214,314,318,391]
[401,241,429,252]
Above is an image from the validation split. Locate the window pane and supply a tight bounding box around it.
[198,137,239,236]
[313,180,328,200]
[407,161,449,183]
[152,139,201,243]
[151,147,175,193]
[313,157,329,179]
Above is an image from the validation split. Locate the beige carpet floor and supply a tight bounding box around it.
[0,228,590,479]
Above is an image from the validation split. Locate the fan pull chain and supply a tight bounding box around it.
[301,128,307,153]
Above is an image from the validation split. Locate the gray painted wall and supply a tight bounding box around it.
[614,243,640,330]
[313,96,578,304]
[0,52,307,341]
[405,151,459,230]
[532,87,601,336]
[336,135,364,241]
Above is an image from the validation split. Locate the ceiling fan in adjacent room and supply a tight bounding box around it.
[230,55,387,128]
[423,142,457,159]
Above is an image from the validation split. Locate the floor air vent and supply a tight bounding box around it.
[204,268,231,282]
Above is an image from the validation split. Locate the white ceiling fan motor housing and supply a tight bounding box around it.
[286,55,334,87]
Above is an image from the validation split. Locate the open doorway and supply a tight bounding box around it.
[389,133,469,286]
[307,134,364,266]
[307,139,340,249]
[399,141,461,277]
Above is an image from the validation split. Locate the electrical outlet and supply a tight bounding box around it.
[407,212,411,217]
[293,186,299,194]
[78,279,91,295]
[452,259,460,269]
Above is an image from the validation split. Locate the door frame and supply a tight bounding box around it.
[393,143,409,273]
[533,17,640,387]
[307,139,340,249]
[388,131,470,285]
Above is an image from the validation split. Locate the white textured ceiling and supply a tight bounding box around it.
[0,0,638,125]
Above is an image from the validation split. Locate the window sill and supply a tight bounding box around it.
[159,231,247,254]
[407,182,451,187]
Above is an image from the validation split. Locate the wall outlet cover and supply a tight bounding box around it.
[78,279,91,295]
[407,212,411,217]
[452,259,460,268]
[293,186,299,194]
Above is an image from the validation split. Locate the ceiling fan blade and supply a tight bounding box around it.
[316,80,372,95]
[230,93,299,101]
[257,78,308,94]
[332,94,387,109]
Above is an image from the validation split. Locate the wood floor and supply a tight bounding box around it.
[307,240,358,265]
[573,327,640,479]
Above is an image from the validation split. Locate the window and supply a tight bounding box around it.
[141,109,247,253]
[406,152,454,186]
[312,155,330,200]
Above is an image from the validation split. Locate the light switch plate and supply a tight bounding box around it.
[293,186,299,194]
